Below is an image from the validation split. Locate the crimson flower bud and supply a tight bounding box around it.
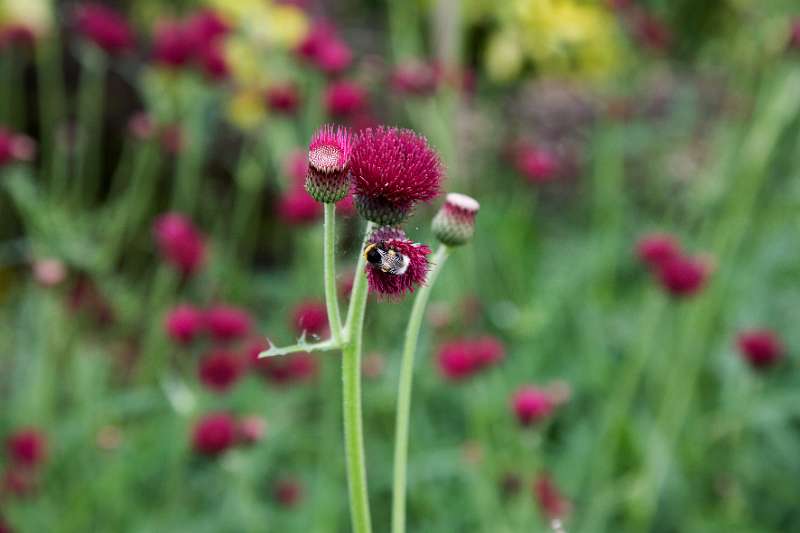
[6,429,46,468]
[432,193,479,246]
[737,329,785,370]
[198,349,244,393]
[192,412,237,456]
[164,304,204,344]
[512,386,554,426]
[306,125,354,203]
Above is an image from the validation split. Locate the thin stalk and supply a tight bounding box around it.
[323,203,344,344]
[74,45,107,204]
[344,222,375,339]
[391,245,449,533]
[341,222,375,533]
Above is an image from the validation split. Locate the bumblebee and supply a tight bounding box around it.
[364,241,410,275]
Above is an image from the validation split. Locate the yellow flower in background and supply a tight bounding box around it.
[207,0,308,49]
[483,0,622,82]
[0,0,52,36]
[224,36,270,87]
[226,88,267,131]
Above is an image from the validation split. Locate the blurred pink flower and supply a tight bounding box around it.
[274,477,303,507]
[297,21,352,75]
[6,428,46,468]
[164,304,205,344]
[790,18,800,50]
[258,353,318,384]
[32,258,66,288]
[267,84,301,114]
[127,112,156,140]
[324,81,368,118]
[512,386,554,426]
[185,8,229,44]
[534,472,571,521]
[197,42,229,81]
[204,305,252,342]
[2,467,36,498]
[0,127,36,166]
[192,412,237,456]
[514,143,559,184]
[391,61,440,96]
[237,415,267,445]
[152,20,194,68]
[198,349,244,393]
[636,233,682,270]
[153,213,206,276]
[737,329,785,370]
[291,300,329,337]
[277,189,323,225]
[438,336,505,381]
[74,3,134,55]
[656,254,710,298]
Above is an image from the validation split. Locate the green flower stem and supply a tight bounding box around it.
[74,45,107,205]
[391,245,449,533]
[323,203,344,344]
[341,221,375,533]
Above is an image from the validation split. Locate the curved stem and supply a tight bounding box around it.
[323,203,343,344]
[391,245,450,533]
[341,221,375,533]
[344,222,374,339]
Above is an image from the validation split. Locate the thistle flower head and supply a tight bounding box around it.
[437,336,504,381]
[432,193,480,246]
[164,304,204,344]
[305,125,354,203]
[737,329,785,370]
[291,300,329,336]
[198,349,243,393]
[656,254,710,298]
[153,213,206,276]
[534,473,572,521]
[192,412,237,456]
[364,227,431,298]
[636,232,681,269]
[351,127,443,225]
[204,305,252,342]
[6,428,46,467]
[324,80,367,118]
[512,386,554,426]
[74,3,134,56]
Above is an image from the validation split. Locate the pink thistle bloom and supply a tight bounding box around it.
[315,37,352,75]
[306,124,354,203]
[32,258,66,288]
[636,232,682,270]
[351,127,443,225]
[277,189,323,225]
[437,336,504,380]
[0,127,36,167]
[656,255,710,298]
[0,24,37,48]
[258,353,318,384]
[185,9,230,44]
[364,227,431,298]
[153,213,206,276]
[192,412,237,456]
[6,429,46,468]
[391,61,440,96]
[737,329,785,370]
[472,336,505,367]
[266,84,301,114]
[291,300,329,337]
[2,467,36,498]
[512,386,554,426]
[74,3,134,56]
[198,349,244,393]
[296,21,335,60]
[534,472,572,521]
[204,305,252,342]
[152,20,194,69]
[324,81,368,118]
[197,42,229,81]
[514,144,559,184]
[164,304,204,344]
[237,415,267,445]
[274,477,303,507]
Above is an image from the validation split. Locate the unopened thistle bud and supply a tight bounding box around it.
[305,125,353,203]
[432,193,479,246]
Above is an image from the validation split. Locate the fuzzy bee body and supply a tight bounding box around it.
[364,242,410,275]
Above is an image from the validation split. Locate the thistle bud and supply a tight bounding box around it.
[305,125,353,203]
[432,193,479,246]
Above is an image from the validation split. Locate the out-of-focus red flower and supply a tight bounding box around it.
[267,84,301,114]
[534,472,571,521]
[192,412,237,456]
[514,143,559,184]
[198,349,244,393]
[0,24,36,48]
[737,330,785,370]
[284,150,308,184]
[0,127,36,167]
[6,429,46,468]
[164,304,205,344]
[633,11,672,52]
[237,415,266,445]
[0,513,12,533]
[656,255,710,298]
[437,336,505,381]
[789,18,800,50]
[296,21,352,75]
[204,305,252,342]
[274,477,303,507]
[277,189,323,225]
[185,8,229,44]
[197,42,229,80]
[636,233,682,270]
[391,61,440,96]
[324,81,368,118]
[152,19,194,68]
[153,213,206,276]
[512,386,554,426]
[74,3,134,55]
[258,353,318,384]
[291,300,329,337]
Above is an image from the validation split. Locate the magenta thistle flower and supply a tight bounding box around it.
[512,386,554,426]
[192,412,237,456]
[0,127,35,167]
[324,80,368,118]
[198,349,244,393]
[267,84,301,114]
[391,61,440,96]
[153,213,206,276]
[432,192,480,246]
[514,143,559,184]
[291,300,329,337]
[737,329,785,370]
[257,353,318,384]
[437,336,504,381]
[152,19,194,68]
[277,188,323,225]
[636,232,682,270]
[364,227,431,298]
[351,127,443,225]
[74,3,134,56]
[656,254,710,298]
[790,18,800,50]
[204,305,252,342]
[306,125,354,203]
[185,8,230,44]
[164,304,204,344]
[6,429,46,468]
